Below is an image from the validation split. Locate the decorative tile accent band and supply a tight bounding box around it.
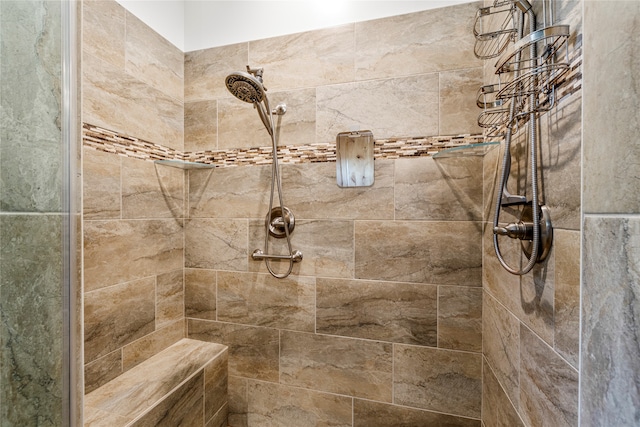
[82,123,486,167]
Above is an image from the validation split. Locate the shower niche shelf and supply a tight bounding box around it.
[154,159,215,170]
[433,141,499,159]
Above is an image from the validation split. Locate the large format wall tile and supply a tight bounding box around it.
[248,25,355,92]
[316,74,439,143]
[156,270,184,328]
[394,345,481,418]
[482,359,524,427]
[316,278,437,346]
[84,219,184,291]
[217,271,315,332]
[355,2,481,80]
[519,326,578,427]
[553,229,580,368]
[280,331,393,401]
[84,277,156,362]
[438,286,482,352]
[185,100,218,151]
[82,0,125,70]
[440,67,483,136]
[581,217,640,425]
[247,381,352,427]
[355,220,482,285]
[83,147,121,219]
[185,269,217,320]
[84,350,122,395]
[395,156,483,221]
[122,320,184,373]
[354,399,481,427]
[185,218,248,271]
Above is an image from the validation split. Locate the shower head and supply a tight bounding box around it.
[225,68,266,103]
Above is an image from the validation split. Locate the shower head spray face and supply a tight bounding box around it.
[225,71,265,103]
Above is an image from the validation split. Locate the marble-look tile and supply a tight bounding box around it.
[438,286,482,352]
[216,97,273,150]
[188,164,271,219]
[282,160,394,220]
[122,320,184,372]
[440,67,484,136]
[83,219,183,291]
[83,52,184,150]
[130,371,203,427]
[82,0,125,69]
[228,376,248,427]
[249,219,354,278]
[188,319,279,382]
[156,270,184,328]
[185,43,248,103]
[247,381,352,427]
[83,407,129,427]
[583,0,640,214]
[280,331,393,401]
[316,74,439,143]
[395,156,483,221]
[217,271,315,332]
[482,359,524,427]
[355,220,482,285]
[205,351,228,423]
[581,217,640,425]
[207,403,229,427]
[354,399,481,427]
[125,11,183,102]
[482,139,501,223]
[84,277,156,362]
[83,147,121,219]
[122,157,185,219]
[185,100,218,151]
[0,214,63,425]
[185,269,217,320]
[394,344,481,418]
[84,350,123,395]
[553,229,580,368]
[248,25,354,92]
[355,2,481,80]
[482,291,520,408]
[520,325,579,427]
[184,218,248,271]
[316,278,437,346]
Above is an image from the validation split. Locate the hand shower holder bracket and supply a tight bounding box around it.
[252,249,303,263]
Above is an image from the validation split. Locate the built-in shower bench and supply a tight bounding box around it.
[84,338,228,427]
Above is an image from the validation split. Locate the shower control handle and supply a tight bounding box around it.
[493,221,534,240]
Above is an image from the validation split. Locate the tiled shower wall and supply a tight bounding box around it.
[481,1,582,426]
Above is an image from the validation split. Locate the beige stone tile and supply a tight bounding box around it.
[185,100,218,151]
[249,219,354,278]
[205,350,228,423]
[184,218,248,271]
[82,52,183,150]
[281,160,394,220]
[122,157,185,219]
[280,331,393,401]
[83,147,121,220]
[217,271,315,332]
[316,278,437,346]
[124,11,183,102]
[482,291,520,408]
[355,2,482,80]
[217,97,267,150]
[156,270,184,328]
[207,403,229,427]
[247,381,352,427]
[84,350,122,395]
[228,376,248,427]
[83,219,183,291]
[248,25,355,92]
[394,344,481,418]
[440,67,483,135]
[482,359,524,427]
[83,407,129,427]
[82,0,125,70]
[188,319,279,382]
[520,326,579,427]
[316,74,439,143]
[185,268,217,320]
[553,229,580,368]
[354,399,481,427]
[188,164,271,219]
[438,286,482,352]
[395,156,483,221]
[482,142,501,223]
[122,320,184,372]
[84,277,156,362]
[185,43,248,103]
[355,220,482,286]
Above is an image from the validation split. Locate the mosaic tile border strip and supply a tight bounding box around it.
[83,123,486,168]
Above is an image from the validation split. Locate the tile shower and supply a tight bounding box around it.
[77,1,639,427]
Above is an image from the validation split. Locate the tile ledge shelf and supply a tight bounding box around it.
[82,123,487,168]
